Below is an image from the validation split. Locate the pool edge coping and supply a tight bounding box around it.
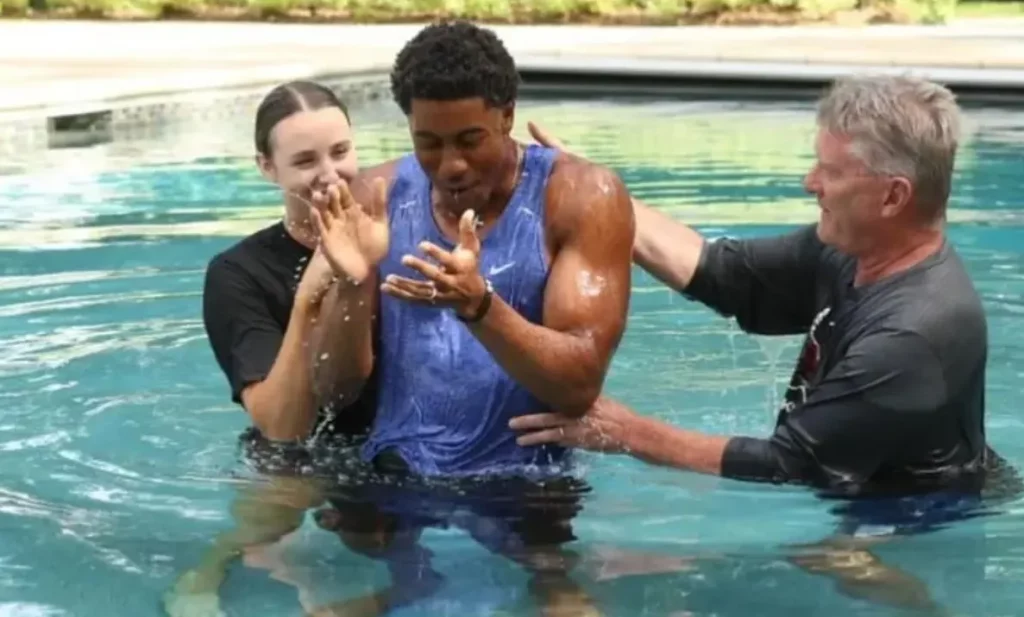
[4,54,1024,153]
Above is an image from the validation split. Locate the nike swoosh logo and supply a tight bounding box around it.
[488,262,516,276]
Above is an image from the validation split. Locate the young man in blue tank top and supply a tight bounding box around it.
[308,19,634,617]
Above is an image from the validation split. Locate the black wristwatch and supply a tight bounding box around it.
[457,278,494,324]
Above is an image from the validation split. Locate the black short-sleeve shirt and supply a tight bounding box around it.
[201,221,375,437]
[684,224,997,497]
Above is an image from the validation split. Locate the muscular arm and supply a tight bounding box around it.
[308,164,396,410]
[467,156,634,416]
[526,122,822,334]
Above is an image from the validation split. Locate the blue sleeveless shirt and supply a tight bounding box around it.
[362,145,568,477]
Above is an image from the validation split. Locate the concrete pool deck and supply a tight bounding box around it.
[2,19,1024,127]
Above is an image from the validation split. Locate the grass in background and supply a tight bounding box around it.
[956,0,1024,16]
[0,0,987,24]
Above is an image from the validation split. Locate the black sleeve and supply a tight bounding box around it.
[202,257,285,405]
[720,329,947,492]
[683,224,826,336]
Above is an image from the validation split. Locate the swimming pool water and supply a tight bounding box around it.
[1,95,1023,617]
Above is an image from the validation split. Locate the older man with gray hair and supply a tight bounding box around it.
[516,73,1018,610]
[517,73,1012,507]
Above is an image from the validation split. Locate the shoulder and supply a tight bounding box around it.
[203,222,285,293]
[204,231,258,285]
[203,246,254,304]
[881,245,986,352]
[547,150,630,209]
[545,150,633,239]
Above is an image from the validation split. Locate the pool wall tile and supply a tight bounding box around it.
[0,74,391,160]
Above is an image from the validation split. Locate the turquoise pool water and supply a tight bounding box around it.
[1,95,1023,617]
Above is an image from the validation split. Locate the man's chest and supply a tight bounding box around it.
[780,279,867,412]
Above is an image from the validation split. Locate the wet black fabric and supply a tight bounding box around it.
[203,221,376,439]
[684,224,1001,498]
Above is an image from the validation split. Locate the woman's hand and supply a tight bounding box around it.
[310,178,389,284]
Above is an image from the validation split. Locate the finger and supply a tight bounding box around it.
[309,206,329,235]
[515,428,567,447]
[335,179,358,212]
[310,188,325,208]
[325,184,344,218]
[384,274,437,296]
[527,121,567,151]
[372,176,388,220]
[508,413,568,431]
[400,255,458,288]
[416,241,459,271]
[381,280,419,301]
[457,209,481,254]
[381,280,439,304]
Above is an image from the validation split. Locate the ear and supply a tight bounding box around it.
[256,153,277,184]
[500,103,515,135]
[881,176,914,219]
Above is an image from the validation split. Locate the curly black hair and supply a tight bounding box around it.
[390,20,520,115]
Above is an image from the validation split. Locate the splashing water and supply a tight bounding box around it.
[576,270,607,298]
[2,97,1023,617]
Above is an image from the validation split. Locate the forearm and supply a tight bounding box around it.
[615,405,729,476]
[631,197,705,292]
[310,279,375,405]
[467,296,606,416]
[245,303,321,441]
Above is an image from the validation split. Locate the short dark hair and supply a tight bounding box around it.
[254,80,351,156]
[390,20,520,115]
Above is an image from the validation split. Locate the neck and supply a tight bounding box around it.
[283,199,318,250]
[492,139,524,210]
[854,223,945,287]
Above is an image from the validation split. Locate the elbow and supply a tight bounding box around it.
[556,342,614,417]
[559,377,602,419]
[250,406,314,442]
[255,423,306,443]
[242,383,314,442]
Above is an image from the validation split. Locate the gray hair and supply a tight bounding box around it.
[816,74,961,220]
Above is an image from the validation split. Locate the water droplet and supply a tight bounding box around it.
[320,353,330,361]
[343,315,350,322]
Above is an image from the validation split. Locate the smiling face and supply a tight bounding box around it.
[257,106,358,205]
[408,97,515,215]
[803,127,913,256]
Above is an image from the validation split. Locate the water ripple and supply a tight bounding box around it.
[0,96,1020,617]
